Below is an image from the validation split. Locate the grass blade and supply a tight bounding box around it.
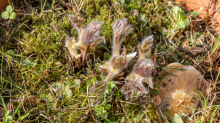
[210,108,218,123]
[1,96,7,111]
[12,101,22,118]
[162,67,186,71]
[213,70,220,89]
[3,78,29,94]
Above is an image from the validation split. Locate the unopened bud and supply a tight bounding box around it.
[111,56,126,69]
[138,35,154,59]
[81,21,103,46]
[134,59,155,77]
[112,19,133,56]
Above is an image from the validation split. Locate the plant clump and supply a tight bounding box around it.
[89,19,155,105]
[121,35,155,100]
[89,19,136,105]
[65,15,105,62]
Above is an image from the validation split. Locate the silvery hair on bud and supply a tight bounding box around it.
[137,35,154,56]
[81,21,103,46]
[134,59,155,77]
[112,19,133,55]
[141,35,154,46]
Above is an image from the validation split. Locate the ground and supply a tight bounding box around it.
[0,0,220,122]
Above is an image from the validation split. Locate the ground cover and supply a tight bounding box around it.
[0,0,219,122]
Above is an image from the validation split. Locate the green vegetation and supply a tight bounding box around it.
[1,1,17,20]
[0,0,219,122]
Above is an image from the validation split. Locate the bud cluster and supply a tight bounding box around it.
[65,17,155,105]
[121,35,155,100]
[89,19,136,105]
[65,15,105,62]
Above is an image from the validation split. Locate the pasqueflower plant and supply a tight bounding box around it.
[89,19,137,105]
[65,16,155,105]
[120,35,155,100]
[65,15,105,62]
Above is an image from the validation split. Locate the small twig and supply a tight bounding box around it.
[189,57,206,74]
[39,113,55,123]
[15,20,29,32]
[50,23,61,35]
[42,78,56,92]
[24,0,34,11]
[17,13,33,16]
[73,0,80,12]
[41,53,49,62]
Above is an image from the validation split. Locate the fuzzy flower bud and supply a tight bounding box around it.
[120,81,135,100]
[134,59,155,77]
[81,21,103,46]
[112,19,133,56]
[89,19,135,105]
[67,15,105,61]
[138,35,154,59]
[111,56,126,69]
[121,35,155,100]
[121,78,148,100]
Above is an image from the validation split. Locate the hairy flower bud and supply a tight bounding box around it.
[134,59,155,77]
[67,15,105,62]
[120,80,135,100]
[111,56,126,69]
[81,21,103,46]
[112,19,133,56]
[121,78,148,100]
[121,35,154,100]
[138,35,154,59]
[89,19,135,105]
